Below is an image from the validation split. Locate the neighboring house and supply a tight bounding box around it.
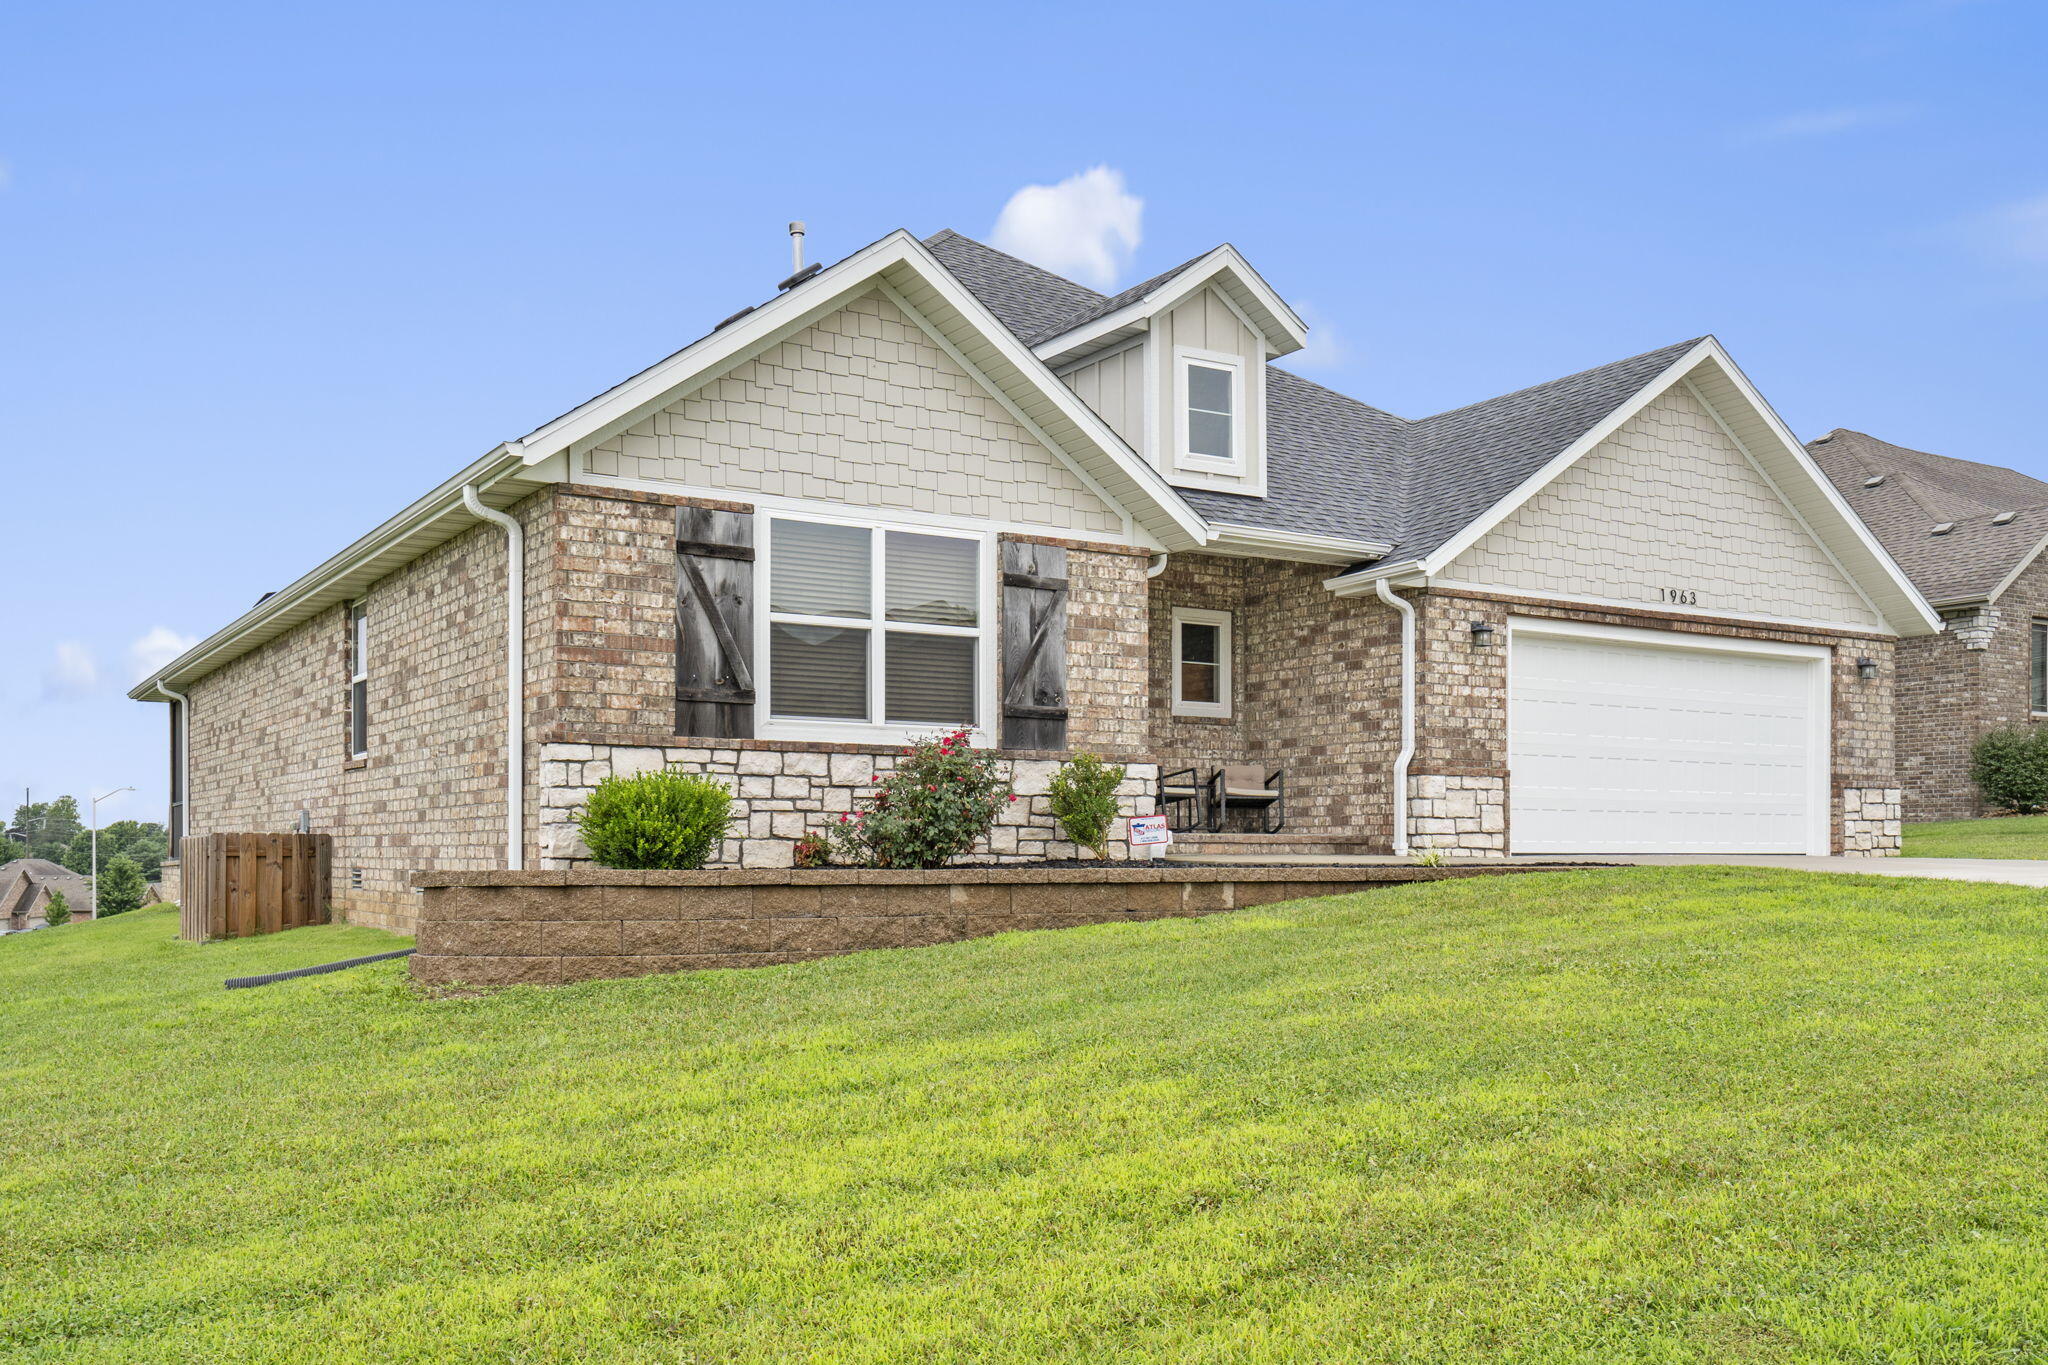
[130,228,1938,933]
[0,858,93,934]
[1811,428,2048,819]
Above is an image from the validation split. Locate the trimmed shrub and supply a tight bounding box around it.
[830,729,1011,869]
[1048,753,1126,860]
[1971,726,2048,814]
[42,891,71,926]
[577,771,735,870]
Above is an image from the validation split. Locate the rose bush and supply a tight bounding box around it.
[828,729,1011,868]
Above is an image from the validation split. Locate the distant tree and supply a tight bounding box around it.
[61,821,169,881]
[42,891,71,927]
[9,797,84,864]
[0,835,24,865]
[97,856,146,916]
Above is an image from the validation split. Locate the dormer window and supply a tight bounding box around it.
[1175,348,1244,475]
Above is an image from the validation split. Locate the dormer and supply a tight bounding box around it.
[1039,246,1307,499]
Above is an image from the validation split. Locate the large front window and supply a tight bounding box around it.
[763,516,988,739]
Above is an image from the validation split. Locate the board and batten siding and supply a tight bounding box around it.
[1445,385,1884,630]
[582,291,1125,537]
[1060,343,1146,452]
[1151,286,1267,492]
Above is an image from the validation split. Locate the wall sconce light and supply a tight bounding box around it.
[1856,657,1878,681]
[1470,620,1496,649]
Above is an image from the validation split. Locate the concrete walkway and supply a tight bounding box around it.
[1590,854,2048,888]
[1165,850,2048,888]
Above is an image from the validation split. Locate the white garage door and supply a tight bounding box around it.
[1508,624,1827,854]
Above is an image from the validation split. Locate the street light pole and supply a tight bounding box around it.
[90,787,134,918]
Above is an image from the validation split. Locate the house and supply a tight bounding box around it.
[130,227,1938,933]
[0,858,93,933]
[1810,428,2048,819]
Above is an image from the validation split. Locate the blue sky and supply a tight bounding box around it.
[3,0,2042,827]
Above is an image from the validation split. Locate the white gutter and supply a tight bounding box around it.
[461,484,525,871]
[1374,579,1416,857]
[155,681,191,847]
[1146,553,1170,579]
[1324,559,1424,595]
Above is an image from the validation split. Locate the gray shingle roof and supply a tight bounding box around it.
[1809,428,2048,604]
[923,230,1108,345]
[926,230,1700,561]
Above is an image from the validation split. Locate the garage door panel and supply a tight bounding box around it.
[1509,630,1822,854]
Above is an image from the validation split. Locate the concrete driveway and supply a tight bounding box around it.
[1581,854,2048,889]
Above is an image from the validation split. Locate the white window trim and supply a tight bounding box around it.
[1171,606,1234,718]
[348,604,369,758]
[1173,346,1245,477]
[756,510,997,745]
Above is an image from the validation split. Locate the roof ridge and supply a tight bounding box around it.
[1417,337,1707,424]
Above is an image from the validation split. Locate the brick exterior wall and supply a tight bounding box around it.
[1147,554,1403,846]
[1893,555,2048,820]
[1418,589,1899,856]
[176,500,554,931]
[173,484,1161,933]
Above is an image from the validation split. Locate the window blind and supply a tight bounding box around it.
[885,531,978,627]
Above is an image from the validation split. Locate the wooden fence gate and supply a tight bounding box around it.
[177,833,332,942]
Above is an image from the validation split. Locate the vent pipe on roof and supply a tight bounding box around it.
[789,221,806,274]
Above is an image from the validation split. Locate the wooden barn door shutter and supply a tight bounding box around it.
[1000,540,1069,750]
[675,505,755,738]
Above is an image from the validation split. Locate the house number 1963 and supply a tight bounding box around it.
[1657,586,1699,606]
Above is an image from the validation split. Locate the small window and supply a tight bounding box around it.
[1172,607,1233,718]
[1176,348,1243,473]
[2033,621,2047,714]
[349,604,369,757]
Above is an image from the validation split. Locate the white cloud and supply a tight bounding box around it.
[1285,302,1349,372]
[990,166,1142,289]
[1742,104,1916,141]
[42,641,99,700]
[130,627,199,683]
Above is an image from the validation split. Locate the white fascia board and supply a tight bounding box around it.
[1205,523,1394,565]
[512,229,1209,551]
[127,443,534,699]
[1418,341,1715,575]
[1030,246,1310,367]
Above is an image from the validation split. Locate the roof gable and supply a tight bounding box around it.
[1446,383,1884,630]
[514,230,1206,551]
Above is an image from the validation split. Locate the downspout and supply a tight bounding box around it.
[1145,553,1169,579]
[1373,579,1415,856]
[155,680,191,846]
[461,485,525,870]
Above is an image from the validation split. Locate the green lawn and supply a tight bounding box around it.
[6,873,2048,1363]
[1905,813,2048,859]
